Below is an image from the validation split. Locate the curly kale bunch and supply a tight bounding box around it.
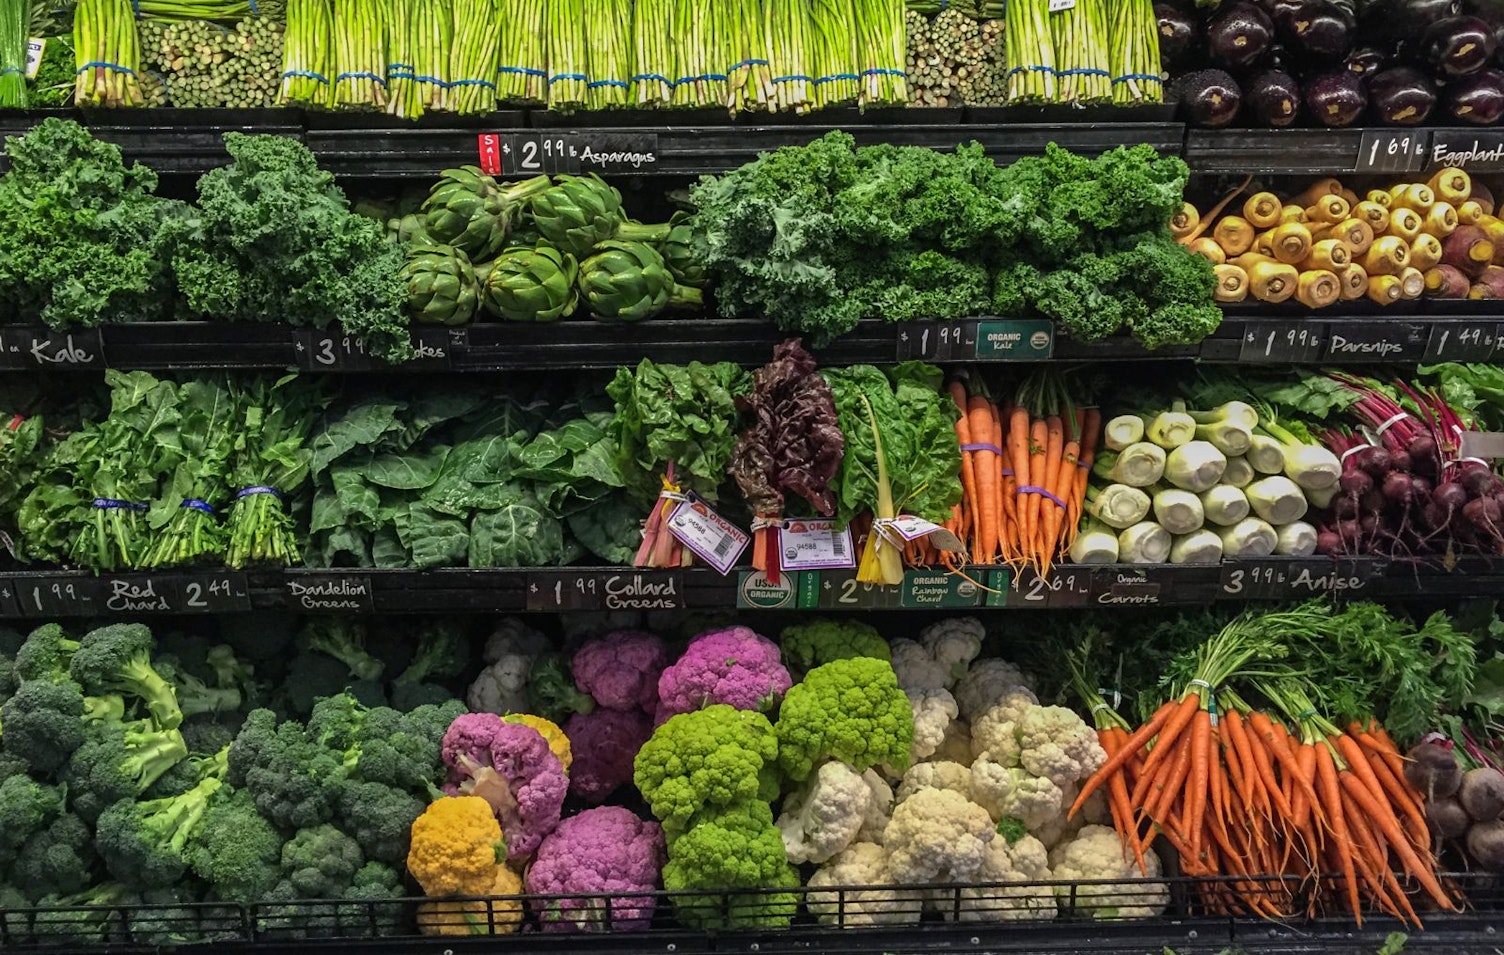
[0,118,181,328]
[168,133,413,363]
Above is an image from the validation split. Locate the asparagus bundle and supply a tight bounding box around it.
[140,16,283,107]
[631,0,671,106]
[409,0,452,112]
[765,0,811,113]
[330,0,387,110]
[496,0,544,103]
[670,0,724,108]
[725,0,772,114]
[1004,0,1053,103]
[1108,0,1162,105]
[546,0,586,111]
[132,0,267,19]
[855,0,906,108]
[449,0,498,113]
[1052,0,1110,103]
[586,0,630,109]
[278,0,329,104]
[0,0,26,107]
[905,9,1007,107]
[74,0,144,107]
[809,0,857,109]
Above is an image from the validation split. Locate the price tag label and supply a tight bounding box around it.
[571,132,660,175]
[292,329,374,371]
[485,132,574,176]
[9,327,105,368]
[900,571,985,609]
[97,575,179,614]
[1223,557,1384,600]
[1091,568,1164,606]
[24,38,43,80]
[17,576,102,616]
[284,573,374,613]
[798,570,901,610]
[407,328,456,368]
[526,571,685,612]
[0,577,20,618]
[974,319,1055,361]
[1011,566,1093,608]
[777,520,856,571]
[1220,560,1294,600]
[1424,323,1501,363]
[1427,131,1504,172]
[177,572,252,613]
[1354,129,1430,174]
[1239,322,1326,363]
[735,571,802,610]
[899,323,975,361]
[1048,0,1077,10]
[1326,322,1429,363]
[667,497,750,576]
[1460,432,1504,460]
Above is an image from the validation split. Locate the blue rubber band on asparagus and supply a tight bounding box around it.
[1112,73,1162,84]
[586,79,629,89]
[451,78,496,89]
[335,71,388,86]
[236,486,284,501]
[499,65,547,78]
[860,68,906,78]
[728,59,769,71]
[630,72,673,85]
[412,74,449,87]
[248,0,258,14]
[1058,68,1111,77]
[78,61,136,76]
[281,69,328,83]
[815,73,861,85]
[549,72,588,85]
[772,74,813,84]
[130,0,141,16]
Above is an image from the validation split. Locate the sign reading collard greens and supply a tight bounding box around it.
[306,386,627,571]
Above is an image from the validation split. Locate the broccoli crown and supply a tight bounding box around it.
[336,780,425,865]
[351,703,458,793]
[64,719,189,822]
[13,813,96,901]
[394,621,469,686]
[0,772,66,862]
[1,679,86,774]
[301,620,384,683]
[188,787,285,904]
[280,824,364,899]
[180,717,237,756]
[774,657,915,781]
[14,624,80,682]
[69,624,183,731]
[334,862,405,938]
[95,774,223,890]
[228,710,344,831]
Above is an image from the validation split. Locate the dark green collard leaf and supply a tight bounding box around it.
[317,524,371,568]
[469,495,567,568]
[514,413,624,513]
[567,492,641,565]
[451,396,548,446]
[389,390,490,452]
[371,523,410,569]
[364,447,450,491]
[328,466,382,527]
[310,400,404,476]
[399,504,471,570]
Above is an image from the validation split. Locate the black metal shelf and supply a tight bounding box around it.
[0,556,1497,618]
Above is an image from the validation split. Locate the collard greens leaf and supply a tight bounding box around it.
[364,447,450,490]
[469,494,567,567]
[399,503,471,570]
[310,400,404,476]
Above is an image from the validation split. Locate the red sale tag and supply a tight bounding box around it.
[477,134,502,175]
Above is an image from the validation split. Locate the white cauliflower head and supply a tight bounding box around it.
[857,768,894,844]
[969,689,1041,764]
[933,719,973,766]
[944,833,1057,923]
[895,760,973,803]
[889,639,951,692]
[807,843,922,928]
[481,617,549,664]
[907,687,960,761]
[919,617,984,685]
[1015,705,1108,790]
[1048,825,1169,920]
[954,658,1034,723]
[777,760,885,864]
[883,788,994,883]
[970,757,1065,832]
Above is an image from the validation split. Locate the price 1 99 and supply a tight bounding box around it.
[1239,322,1325,363]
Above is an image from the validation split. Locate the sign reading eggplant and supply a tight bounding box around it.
[1428,132,1504,172]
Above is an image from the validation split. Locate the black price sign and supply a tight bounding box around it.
[526,571,684,612]
[1222,557,1385,600]
[500,133,574,176]
[897,322,975,361]
[0,577,19,617]
[293,329,375,371]
[1010,566,1092,609]
[1424,323,1501,363]
[0,330,24,370]
[9,327,105,368]
[479,132,660,177]
[798,570,901,610]
[97,575,178,614]
[1326,322,1429,363]
[571,132,660,175]
[1239,322,1327,364]
[1220,560,1295,600]
[18,576,102,616]
[1354,129,1430,174]
[408,327,457,368]
[1427,131,1504,172]
[178,572,252,613]
[284,573,375,613]
[1091,568,1165,606]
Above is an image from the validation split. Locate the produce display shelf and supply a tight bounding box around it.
[2,311,1499,373]
[0,557,1496,619]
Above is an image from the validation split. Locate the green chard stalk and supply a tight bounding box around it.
[631,0,671,106]
[496,0,544,103]
[330,0,387,110]
[448,0,498,113]
[1109,0,1162,105]
[0,0,26,107]
[546,0,586,111]
[278,0,330,105]
[586,0,630,110]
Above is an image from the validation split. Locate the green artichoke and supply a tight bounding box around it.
[482,246,580,322]
[402,245,480,326]
[659,214,707,289]
[578,240,703,322]
[388,212,433,247]
[530,174,627,258]
[422,168,551,262]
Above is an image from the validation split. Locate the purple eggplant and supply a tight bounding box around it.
[1344,43,1391,77]
[1275,0,1357,58]
[1367,66,1438,123]
[1156,3,1200,65]
[1445,67,1504,123]
[1178,69,1245,126]
[1305,68,1369,125]
[1388,0,1462,39]
[1422,16,1498,75]
[1246,69,1302,125]
[1208,3,1276,67]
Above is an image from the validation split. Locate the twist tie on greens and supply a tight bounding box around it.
[1296,708,1319,721]
[860,68,906,78]
[181,499,217,516]
[750,516,784,532]
[236,486,284,501]
[1019,485,1066,509]
[870,518,906,549]
[0,67,19,76]
[549,72,588,85]
[499,65,547,78]
[335,71,388,86]
[772,74,813,85]
[659,489,690,504]
[1375,411,1411,436]
[728,59,769,71]
[814,73,860,85]
[93,498,148,512]
[1089,701,1112,715]
[587,79,629,89]
[1058,68,1111,78]
[281,69,328,84]
[1187,679,1214,691]
[1098,685,1123,709]
[1113,73,1162,85]
[1340,444,1371,463]
[960,442,1003,455]
[78,61,136,76]
[451,78,496,89]
[630,72,672,85]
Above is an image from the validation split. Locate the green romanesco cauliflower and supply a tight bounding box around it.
[1047,824,1168,919]
[775,658,913,781]
[633,705,780,838]
[662,803,799,930]
[777,620,890,678]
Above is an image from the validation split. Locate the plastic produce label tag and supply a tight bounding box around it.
[24,39,43,79]
[1048,0,1077,11]
[778,519,856,571]
[883,515,965,553]
[668,496,750,576]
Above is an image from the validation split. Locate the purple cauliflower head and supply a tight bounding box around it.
[526,806,666,932]
[655,626,792,721]
[565,707,655,805]
[441,714,568,861]
[572,630,671,713]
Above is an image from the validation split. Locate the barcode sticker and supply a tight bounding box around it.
[1049,0,1076,10]
[882,515,965,553]
[779,519,856,571]
[24,38,43,79]
[667,497,750,576]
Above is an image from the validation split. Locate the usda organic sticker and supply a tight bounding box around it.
[736,571,798,610]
